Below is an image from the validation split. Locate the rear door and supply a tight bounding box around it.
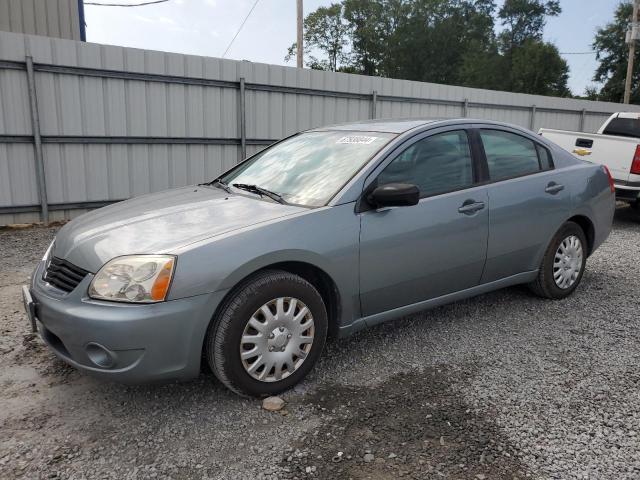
[359,128,489,317]
[477,128,572,283]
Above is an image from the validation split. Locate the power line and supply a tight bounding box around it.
[84,0,169,6]
[222,0,260,58]
[559,51,597,55]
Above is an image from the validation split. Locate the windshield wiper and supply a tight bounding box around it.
[207,179,231,193]
[232,183,287,204]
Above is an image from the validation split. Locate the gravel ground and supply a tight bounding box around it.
[1,206,639,480]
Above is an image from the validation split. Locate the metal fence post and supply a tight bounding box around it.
[25,56,49,226]
[529,105,537,131]
[462,98,469,117]
[239,77,246,162]
[371,90,377,119]
[580,108,586,132]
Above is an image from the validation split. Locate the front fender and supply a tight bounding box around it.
[169,202,362,329]
[216,249,334,291]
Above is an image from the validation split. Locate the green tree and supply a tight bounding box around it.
[458,46,506,90]
[498,0,560,50]
[510,40,570,96]
[343,0,498,82]
[285,3,351,71]
[287,0,571,97]
[388,0,498,83]
[584,85,602,101]
[342,0,400,75]
[495,0,568,94]
[592,2,639,103]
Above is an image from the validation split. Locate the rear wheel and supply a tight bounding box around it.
[528,221,587,299]
[206,270,328,397]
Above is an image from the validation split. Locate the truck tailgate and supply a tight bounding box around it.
[540,129,636,183]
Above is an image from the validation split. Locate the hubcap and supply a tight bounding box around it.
[553,235,583,289]
[240,297,315,382]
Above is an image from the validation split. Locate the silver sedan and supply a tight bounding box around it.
[23,119,615,396]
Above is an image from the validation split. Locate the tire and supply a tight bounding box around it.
[205,270,328,397]
[528,221,587,299]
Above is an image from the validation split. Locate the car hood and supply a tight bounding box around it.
[53,186,306,272]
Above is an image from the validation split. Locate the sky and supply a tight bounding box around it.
[83,0,625,96]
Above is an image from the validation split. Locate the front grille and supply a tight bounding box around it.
[43,257,89,293]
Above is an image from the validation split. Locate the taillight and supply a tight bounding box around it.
[603,165,615,193]
[632,145,640,175]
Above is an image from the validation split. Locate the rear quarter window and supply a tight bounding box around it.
[480,130,541,181]
[602,117,640,139]
[536,144,554,170]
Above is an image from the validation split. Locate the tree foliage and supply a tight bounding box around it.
[510,39,570,96]
[285,3,351,71]
[286,0,571,97]
[592,2,640,103]
[496,0,566,94]
[498,0,560,50]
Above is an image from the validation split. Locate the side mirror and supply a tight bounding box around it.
[367,183,420,209]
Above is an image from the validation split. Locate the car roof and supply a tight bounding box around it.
[308,118,535,134]
[616,112,640,119]
[308,118,440,134]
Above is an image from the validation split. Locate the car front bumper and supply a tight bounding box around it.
[26,259,226,383]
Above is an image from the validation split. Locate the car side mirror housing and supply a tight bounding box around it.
[367,183,420,209]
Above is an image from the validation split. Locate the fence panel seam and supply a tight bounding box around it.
[25,55,49,225]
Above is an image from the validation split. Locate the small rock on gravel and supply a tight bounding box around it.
[262,396,285,412]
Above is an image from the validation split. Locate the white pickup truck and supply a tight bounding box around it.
[540,112,640,209]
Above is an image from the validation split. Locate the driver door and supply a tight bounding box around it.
[358,129,489,317]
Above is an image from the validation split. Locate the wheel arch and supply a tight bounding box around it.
[206,256,343,350]
[566,214,595,256]
[255,261,342,339]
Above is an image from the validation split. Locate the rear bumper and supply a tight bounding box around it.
[28,259,226,383]
[615,186,640,203]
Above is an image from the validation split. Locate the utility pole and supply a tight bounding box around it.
[297,0,303,68]
[624,0,640,104]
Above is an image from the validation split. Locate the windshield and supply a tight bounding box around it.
[221,131,395,207]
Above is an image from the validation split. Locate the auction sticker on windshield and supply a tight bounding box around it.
[337,136,378,145]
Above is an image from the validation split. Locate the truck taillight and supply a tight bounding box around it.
[603,165,615,193]
[632,145,640,175]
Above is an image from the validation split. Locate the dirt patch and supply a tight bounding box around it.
[280,367,529,479]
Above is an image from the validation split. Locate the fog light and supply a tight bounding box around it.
[85,342,117,368]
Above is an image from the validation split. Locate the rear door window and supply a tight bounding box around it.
[480,130,542,181]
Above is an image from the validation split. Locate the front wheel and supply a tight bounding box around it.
[528,221,587,299]
[206,270,328,397]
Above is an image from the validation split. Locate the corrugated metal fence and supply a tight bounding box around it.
[0,0,82,41]
[2,30,639,226]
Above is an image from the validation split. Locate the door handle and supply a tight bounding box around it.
[545,182,564,195]
[458,201,485,215]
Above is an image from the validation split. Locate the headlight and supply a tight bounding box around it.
[88,255,176,303]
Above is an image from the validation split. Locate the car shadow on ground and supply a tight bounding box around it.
[612,202,639,228]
